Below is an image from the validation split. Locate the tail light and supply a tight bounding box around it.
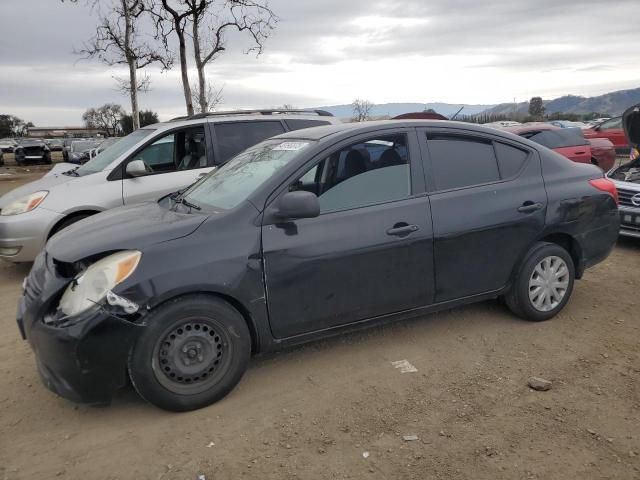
[589,178,618,204]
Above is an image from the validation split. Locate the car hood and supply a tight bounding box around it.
[0,170,79,208]
[46,201,209,263]
[622,104,640,149]
[46,162,80,177]
[608,156,640,184]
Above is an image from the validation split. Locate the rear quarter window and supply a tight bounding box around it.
[494,142,529,179]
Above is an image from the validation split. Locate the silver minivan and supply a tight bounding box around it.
[0,110,339,262]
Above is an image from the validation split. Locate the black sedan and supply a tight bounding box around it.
[14,139,52,165]
[18,121,620,411]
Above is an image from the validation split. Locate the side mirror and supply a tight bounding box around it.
[126,159,150,177]
[276,191,320,220]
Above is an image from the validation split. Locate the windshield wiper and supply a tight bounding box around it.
[173,196,201,211]
[62,168,80,177]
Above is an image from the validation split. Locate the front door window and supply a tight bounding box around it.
[129,127,209,176]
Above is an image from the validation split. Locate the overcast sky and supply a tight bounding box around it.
[1,0,639,125]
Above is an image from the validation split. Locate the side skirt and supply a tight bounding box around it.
[262,288,508,353]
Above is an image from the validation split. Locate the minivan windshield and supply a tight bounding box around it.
[181,139,312,211]
[77,129,155,174]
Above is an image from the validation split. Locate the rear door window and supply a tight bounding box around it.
[214,121,286,163]
[427,135,500,190]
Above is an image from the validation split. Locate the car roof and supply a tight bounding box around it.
[151,110,340,131]
[271,119,531,143]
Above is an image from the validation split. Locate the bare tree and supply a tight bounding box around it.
[152,0,277,115]
[191,0,277,113]
[192,82,224,113]
[82,103,125,136]
[77,0,172,130]
[352,98,374,122]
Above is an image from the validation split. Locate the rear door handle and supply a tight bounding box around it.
[386,223,419,236]
[518,201,544,213]
[574,151,587,155]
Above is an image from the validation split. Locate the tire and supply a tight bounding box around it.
[128,295,251,412]
[44,153,52,165]
[49,214,91,238]
[505,242,575,322]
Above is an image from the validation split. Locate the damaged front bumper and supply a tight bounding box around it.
[17,253,146,405]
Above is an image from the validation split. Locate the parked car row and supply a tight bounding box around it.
[0,108,623,412]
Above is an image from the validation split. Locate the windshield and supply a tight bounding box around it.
[77,129,155,174]
[181,139,312,211]
[71,141,98,152]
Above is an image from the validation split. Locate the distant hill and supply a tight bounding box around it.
[317,102,495,120]
[481,87,640,117]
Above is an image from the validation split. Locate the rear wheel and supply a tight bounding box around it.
[128,295,251,411]
[505,242,575,321]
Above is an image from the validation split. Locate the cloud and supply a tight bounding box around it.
[0,0,639,124]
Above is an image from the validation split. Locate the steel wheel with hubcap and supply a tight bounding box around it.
[129,295,251,411]
[528,256,570,312]
[506,242,575,321]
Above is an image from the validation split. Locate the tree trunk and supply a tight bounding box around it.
[192,15,207,113]
[129,63,140,131]
[177,29,194,116]
[123,0,140,131]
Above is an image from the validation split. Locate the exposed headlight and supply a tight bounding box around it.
[59,250,141,317]
[0,191,48,216]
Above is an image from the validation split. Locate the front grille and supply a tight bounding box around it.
[620,222,640,234]
[22,146,44,155]
[617,188,640,208]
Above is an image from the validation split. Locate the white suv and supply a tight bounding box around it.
[0,110,340,262]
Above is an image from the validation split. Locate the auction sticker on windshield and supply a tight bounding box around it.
[273,141,310,151]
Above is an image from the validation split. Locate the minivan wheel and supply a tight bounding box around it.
[49,214,91,238]
[505,242,575,322]
[128,295,251,412]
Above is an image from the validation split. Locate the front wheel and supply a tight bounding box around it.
[505,242,575,321]
[128,295,251,411]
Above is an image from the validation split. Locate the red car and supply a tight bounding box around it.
[504,124,616,171]
[583,117,629,154]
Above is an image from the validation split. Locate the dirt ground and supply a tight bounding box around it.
[0,170,639,480]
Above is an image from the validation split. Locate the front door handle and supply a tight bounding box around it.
[386,223,419,237]
[518,201,544,213]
